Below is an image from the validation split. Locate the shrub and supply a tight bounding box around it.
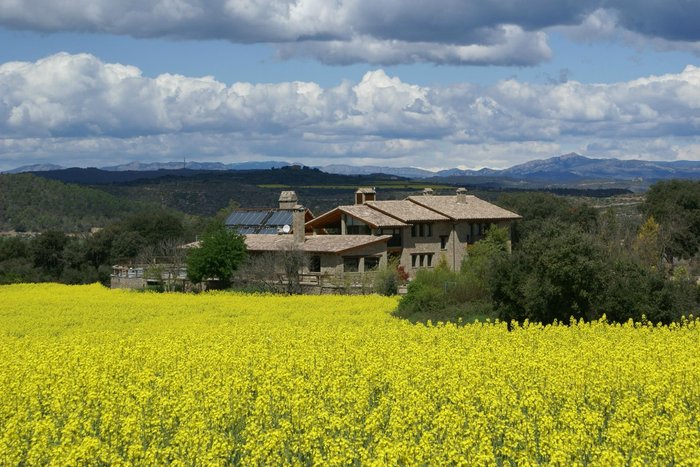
[373,259,406,296]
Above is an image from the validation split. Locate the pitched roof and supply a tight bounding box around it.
[307,205,408,229]
[342,205,407,228]
[407,195,522,221]
[365,200,450,223]
[245,234,392,254]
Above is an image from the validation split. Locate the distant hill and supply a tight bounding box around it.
[320,164,434,178]
[92,167,424,216]
[8,153,700,189]
[19,166,456,216]
[32,167,219,185]
[9,153,700,183]
[0,173,159,232]
[101,160,291,171]
[438,153,700,183]
[5,163,65,174]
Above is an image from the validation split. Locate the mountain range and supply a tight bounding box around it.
[5,153,700,184]
[5,160,290,174]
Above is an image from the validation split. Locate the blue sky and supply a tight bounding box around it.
[0,1,699,171]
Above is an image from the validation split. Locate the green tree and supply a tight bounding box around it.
[0,237,28,261]
[593,259,688,324]
[31,231,68,278]
[123,211,184,246]
[492,221,607,324]
[644,180,700,261]
[186,222,247,289]
[633,216,663,269]
[495,192,597,244]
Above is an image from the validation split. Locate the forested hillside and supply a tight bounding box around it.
[33,166,458,216]
[26,166,629,217]
[0,174,158,232]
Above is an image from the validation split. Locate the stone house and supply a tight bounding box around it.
[306,187,521,276]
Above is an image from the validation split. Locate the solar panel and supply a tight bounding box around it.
[226,211,268,226]
[267,211,293,226]
[226,209,295,234]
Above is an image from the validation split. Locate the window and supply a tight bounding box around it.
[346,216,370,235]
[411,223,433,238]
[343,257,359,272]
[440,235,448,250]
[411,253,434,268]
[309,256,321,273]
[347,225,370,235]
[364,257,380,271]
[379,228,402,247]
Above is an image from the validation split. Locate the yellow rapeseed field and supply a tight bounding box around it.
[1,283,699,465]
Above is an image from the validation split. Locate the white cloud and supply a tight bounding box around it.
[1,53,700,170]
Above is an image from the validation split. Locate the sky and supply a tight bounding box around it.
[0,1,699,172]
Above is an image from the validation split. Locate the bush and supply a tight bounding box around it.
[373,260,406,296]
[396,268,496,324]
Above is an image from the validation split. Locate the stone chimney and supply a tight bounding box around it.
[293,206,305,245]
[422,187,434,196]
[279,191,298,209]
[355,187,376,205]
[456,187,468,203]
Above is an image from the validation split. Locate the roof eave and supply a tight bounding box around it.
[334,235,392,254]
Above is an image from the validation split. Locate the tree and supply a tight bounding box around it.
[495,192,596,244]
[0,237,28,262]
[644,180,700,261]
[123,211,185,247]
[31,231,68,278]
[491,221,607,324]
[186,222,247,289]
[633,216,663,269]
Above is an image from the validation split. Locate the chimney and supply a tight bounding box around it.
[279,191,298,209]
[355,187,376,205]
[422,187,434,196]
[293,206,305,245]
[456,187,467,203]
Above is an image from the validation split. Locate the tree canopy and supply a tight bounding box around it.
[644,180,700,260]
[186,222,247,288]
